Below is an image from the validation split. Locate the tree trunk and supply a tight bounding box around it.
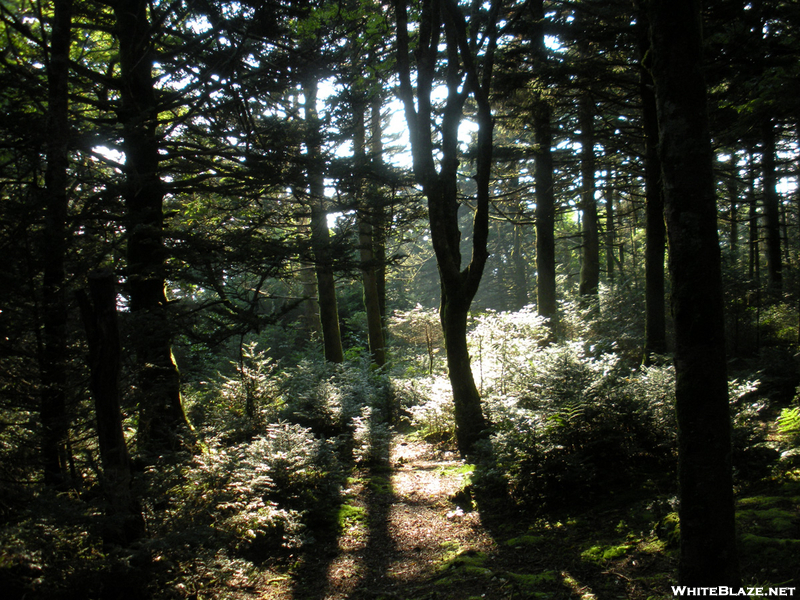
[531,0,557,328]
[113,0,190,455]
[762,119,782,292]
[640,20,667,360]
[605,181,616,284]
[354,98,386,366]
[648,0,740,588]
[41,0,72,487]
[371,92,388,324]
[511,207,528,310]
[303,76,344,363]
[394,0,494,455]
[578,95,599,300]
[77,271,145,545]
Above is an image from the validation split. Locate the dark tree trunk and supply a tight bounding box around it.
[762,119,783,292]
[748,149,759,282]
[531,0,557,328]
[511,209,528,310]
[41,0,72,487]
[354,99,386,366]
[394,0,495,455]
[303,76,344,363]
[77,271,145,545]
[639,19,667,361]
[371,93,388,324]
[113,0,190,455]
[605,182,616,284]
[578,95,599,300]
[648,0,740,588]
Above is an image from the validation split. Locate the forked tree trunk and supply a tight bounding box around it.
[394,0,496,455]
[648,0,740,588]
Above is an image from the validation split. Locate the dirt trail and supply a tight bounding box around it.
[257,435,502,600]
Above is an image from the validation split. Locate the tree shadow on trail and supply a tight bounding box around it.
[288,418,396,600]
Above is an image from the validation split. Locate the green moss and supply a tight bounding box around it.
[656,512,680,548]
[337,504,367,530]
[581,543,635,562]
[367,475,392,496]
[505,534,547,547]
[507,570,559,586]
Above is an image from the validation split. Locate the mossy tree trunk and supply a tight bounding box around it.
[648,0,740,588]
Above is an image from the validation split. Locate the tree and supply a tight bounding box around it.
[531,0,557,328]
[393,0,499,454]
[77,270,144,545]
[648,0,740,587]
[303,73,345,363]
[41,0,73,486]
[110,0,191,454]
[638,6,667,361]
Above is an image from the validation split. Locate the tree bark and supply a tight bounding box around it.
[303,76,344,363]
[762,119,782,292]
[77,271,145,545]
[113,0,190,455]
[578,95,599,300]
[648,0,740,588]
[354,97,386,366]
[371,92,388,324]
[639,18,667,360]
[531,0,557,328]
[41,0,72,487]
[394,0,495,455]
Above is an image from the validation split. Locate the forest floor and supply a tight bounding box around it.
[212,433,683,600]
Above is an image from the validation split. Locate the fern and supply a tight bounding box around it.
[777,407,800,445]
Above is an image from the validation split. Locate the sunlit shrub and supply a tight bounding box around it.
[172,421,341,554]
[483,342,677,508]
[393,375,456,443]
[468,306,550,396]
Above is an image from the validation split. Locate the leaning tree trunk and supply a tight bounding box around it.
[113,0,190,455]
[648,0,740,588]
[41,0,72,487]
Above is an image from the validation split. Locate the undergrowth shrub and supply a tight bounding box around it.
[484,343,678,509]
[393,376,455,442]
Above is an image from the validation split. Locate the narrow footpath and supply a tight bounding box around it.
[255,435,508,600]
